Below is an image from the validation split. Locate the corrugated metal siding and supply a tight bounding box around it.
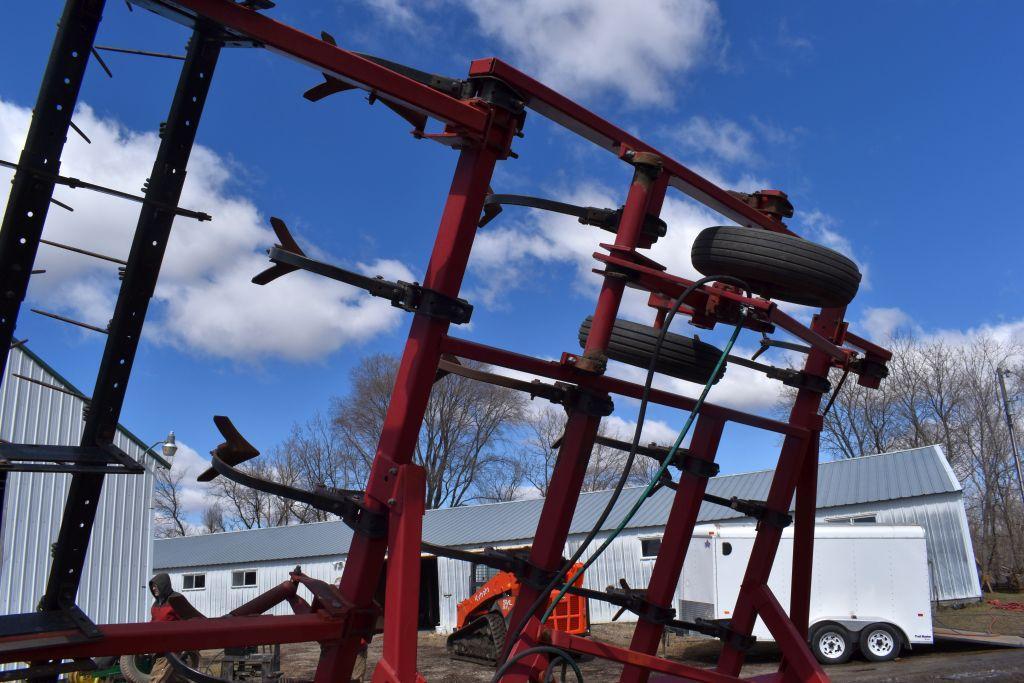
[817,494,981,603]
[154,445,963,569]
[162,557,342,617]
[0,346,159,625]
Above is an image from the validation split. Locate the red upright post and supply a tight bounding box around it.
[503,152,666,680]
[374,465,428,683]
[789,434,820,638]
[321,143,502,679]
[715,308,844,678]
[619,415,726,683]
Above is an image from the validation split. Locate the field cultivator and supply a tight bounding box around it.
[0,1,891,682]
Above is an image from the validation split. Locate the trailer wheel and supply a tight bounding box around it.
[578,316,726,385]
[810,623,853,665]
[859,623,902,662]
[690,226,861,308]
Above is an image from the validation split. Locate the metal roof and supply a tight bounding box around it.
[154,444,959,569]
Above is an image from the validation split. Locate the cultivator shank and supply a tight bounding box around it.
[0,1,892,681]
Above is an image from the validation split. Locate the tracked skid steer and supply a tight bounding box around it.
[446,563,589,666]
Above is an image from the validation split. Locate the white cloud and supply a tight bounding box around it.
[860,307,914,341]
[366,0,723,106]
[799,209,870,290]
[469,0,722,105]
[675,116,755,163]
[0,99,413,362]
[363,0,417,27]
[164,442,218,517]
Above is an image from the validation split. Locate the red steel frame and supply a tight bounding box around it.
[1,2,892,682]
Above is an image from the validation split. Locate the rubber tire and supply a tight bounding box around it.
[579,316,726,385]
[859,623,902,662]
[810,623,854,665]
[691,226,861,308]
[118,654,154,683]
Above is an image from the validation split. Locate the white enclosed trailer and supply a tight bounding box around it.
[679,524,933,664]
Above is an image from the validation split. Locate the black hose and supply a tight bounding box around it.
[495,275,751,676]
[493,646,583,682]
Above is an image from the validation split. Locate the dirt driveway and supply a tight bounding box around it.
[278,621,1024,682]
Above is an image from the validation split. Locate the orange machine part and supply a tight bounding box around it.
[455,563,588,636]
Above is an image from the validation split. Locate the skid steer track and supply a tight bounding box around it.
[446,611,508,666]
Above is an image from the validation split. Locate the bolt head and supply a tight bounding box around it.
[387,498,397,506]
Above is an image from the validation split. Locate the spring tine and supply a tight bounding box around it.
[90,47,113,78]
[49,197,74,212]
[94,45,185,61]
[40,238,126,265]
[9,339,28,349]
[68,120,91,144]
[31,270,46,275]
[0,159,211,221]
[31,309,109,335]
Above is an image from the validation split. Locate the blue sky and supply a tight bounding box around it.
[1,1,1022,517]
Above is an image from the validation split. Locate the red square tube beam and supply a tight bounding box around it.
[715,307,844,677]
[331,141,507,680]
[502,155,667,680]
[439,335,809,438]
[620,415,726,683]
[468,58,791,235]
[594,250,856,365]
[138,0,487,133]
[545,630,741,683]
[0,614,343,662]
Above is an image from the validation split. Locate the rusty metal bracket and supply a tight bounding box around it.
[254,218,472,324]
[202,416,388,540]
[478,193,666,247]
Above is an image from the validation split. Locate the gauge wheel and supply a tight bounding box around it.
[118,654,154,683]
[579,316,726,385]
[859,623,902,662]
[691,226,861,308]
[810,623,854,665]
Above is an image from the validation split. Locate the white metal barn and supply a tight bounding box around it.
[0,345,166,626]
[153,445,981,633]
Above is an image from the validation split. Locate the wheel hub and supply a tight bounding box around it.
[819,632,845,658]
[867,629,895,656]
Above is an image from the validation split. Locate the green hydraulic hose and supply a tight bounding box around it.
[540,306,748,623]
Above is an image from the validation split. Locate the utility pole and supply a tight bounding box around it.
[996,367,1024,512]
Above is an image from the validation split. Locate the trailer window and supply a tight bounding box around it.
[640,538,662,559]
[826,513,877,525]
[182,573,206,590]
[231,569,257,588]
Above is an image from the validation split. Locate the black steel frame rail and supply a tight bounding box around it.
[0,0,106,375]
[0,0,106,591]
[34,26,223,652]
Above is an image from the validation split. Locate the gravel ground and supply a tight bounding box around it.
[272,619,1024,682]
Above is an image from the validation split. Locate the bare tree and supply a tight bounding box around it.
[801,331,1024,587]
[332,354,527,509]
[213,458,291,530]
[272,413,364,523]
[474,455,527,503]
[522,406,660,495]
[201,503,225,534]
[154,465,190,538]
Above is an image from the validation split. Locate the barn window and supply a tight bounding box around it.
[231,569,257,588]
[640,538,662,559]
[182,573,206,590]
